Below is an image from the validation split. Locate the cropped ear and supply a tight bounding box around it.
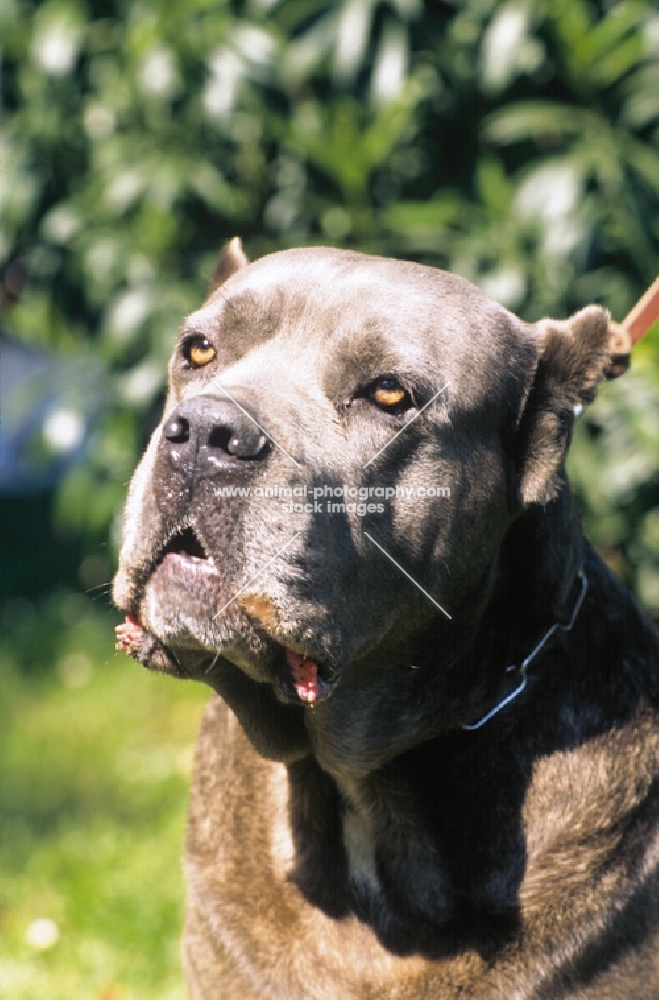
[515,305,611,506]
[209,237,248,294]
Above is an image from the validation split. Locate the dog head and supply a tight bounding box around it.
[113,241,611,756]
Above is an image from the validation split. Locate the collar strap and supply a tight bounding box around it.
[462,571,588,732]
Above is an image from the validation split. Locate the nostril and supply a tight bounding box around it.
[207,424,267,459]
[164,415,190,443]
[208,426,233,452]
[160,397,271,469]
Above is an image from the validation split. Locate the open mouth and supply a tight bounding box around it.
[146,525,222,595]
[116,610,337,706]
[116,613,336,705]
[118,526,338,705]
[160,526,211,563]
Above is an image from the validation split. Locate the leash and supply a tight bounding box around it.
[607,275,659,378]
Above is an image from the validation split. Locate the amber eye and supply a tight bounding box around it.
[184,336,217,368]
[371,378,411,411]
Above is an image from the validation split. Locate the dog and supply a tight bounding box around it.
[114,240,659,998]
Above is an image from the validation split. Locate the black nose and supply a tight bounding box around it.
[161,396,269,473]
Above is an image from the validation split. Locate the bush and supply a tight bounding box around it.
[1,0,658,610]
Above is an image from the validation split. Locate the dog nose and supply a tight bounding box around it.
[161,396,268,472]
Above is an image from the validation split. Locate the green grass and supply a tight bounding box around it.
[0,593,208,999]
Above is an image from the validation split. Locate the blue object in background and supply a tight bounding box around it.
[0,332,106,494]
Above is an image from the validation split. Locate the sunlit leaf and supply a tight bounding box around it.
[482,101,596,144]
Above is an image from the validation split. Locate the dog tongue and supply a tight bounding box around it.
[286,651,320,705]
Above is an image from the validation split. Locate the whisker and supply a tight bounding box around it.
[205,653,221,675]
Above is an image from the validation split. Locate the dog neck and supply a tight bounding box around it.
[461,568,588,731]
[291,482,659,945]
[452,478,587,729]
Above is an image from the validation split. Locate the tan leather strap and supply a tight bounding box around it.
[624,275,659,345]
[606,275,659,379]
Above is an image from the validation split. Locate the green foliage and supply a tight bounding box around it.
[1,0,658,607]
[568,322,659,610]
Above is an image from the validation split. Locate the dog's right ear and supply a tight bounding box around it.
[514,305,611,507]
[209,237,248,294]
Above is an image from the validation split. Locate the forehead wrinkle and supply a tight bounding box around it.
[207,252,411,344]
[183,286,284,361]
[323,323,394,392]
[213,335,331,410]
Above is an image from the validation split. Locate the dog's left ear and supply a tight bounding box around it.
[209,236,248,293]
[515,305,611,506]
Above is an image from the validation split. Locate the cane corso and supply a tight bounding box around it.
[114,240,659,998]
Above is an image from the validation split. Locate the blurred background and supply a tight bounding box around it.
[1,0,658,996]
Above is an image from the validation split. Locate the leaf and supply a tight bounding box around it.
[475,157,513,215]
[382,197,463,232]
[620,64,659,126]
[587,33,646,88]
[622,135,659,196]
[570,0,649,71]
[482,101,596,145]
